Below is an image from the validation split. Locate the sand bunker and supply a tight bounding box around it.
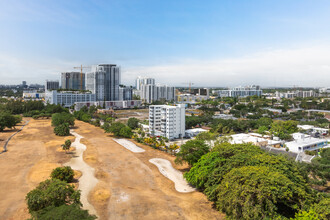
[113,138,145,153]
[149,158,195,193]
[64,131,99,217]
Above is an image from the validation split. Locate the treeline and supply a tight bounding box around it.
[183,142,329,220]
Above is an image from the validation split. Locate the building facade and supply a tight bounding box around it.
[61,72,85,90]
[45,80,60,91]
[45,90,95,107]
[74,100,142,111]
[149,104,185,140]
[216,85,262,98]
[136,76,155,90]
[119,86,133,101]
[140,84,175,103]
[86,64,121,101]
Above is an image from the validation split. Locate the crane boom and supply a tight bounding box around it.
[73,65,90,90]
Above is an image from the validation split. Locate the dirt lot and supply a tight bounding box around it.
[115,108,149,123]
[0,119,75,220]
[0,118,223,220]
[76,120,224,220]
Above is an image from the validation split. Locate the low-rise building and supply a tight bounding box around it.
[45,90,96,108]
[216,85,262,98]
[285,135,329,153]
[74,100,142,111]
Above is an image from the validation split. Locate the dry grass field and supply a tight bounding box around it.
[0,118,223,220]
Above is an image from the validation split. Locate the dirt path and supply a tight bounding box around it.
[64,131,99,217]
[75,120,224,220]
[149,158,195,193]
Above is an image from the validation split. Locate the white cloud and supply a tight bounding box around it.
[1,45,330,87]
[122,45,330,87]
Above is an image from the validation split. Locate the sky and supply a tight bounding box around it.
[0,0,330,87]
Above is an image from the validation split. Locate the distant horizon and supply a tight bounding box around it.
[1,1,330,87]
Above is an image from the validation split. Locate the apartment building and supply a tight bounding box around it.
[276,90,316,99]
[140,84,175,103]
[61,72,85,90]
[45,80,60,91]
[136,76,155,90]
[86,64,121,101]
[216,85,262,98]
[74,100,142,111]
[149,104,185,140]
[45,90,95,107]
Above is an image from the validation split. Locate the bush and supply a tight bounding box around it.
[127,117,139,129]
[54,123,70,136]
[51,166,74,183]
[52,113,75,127]
[26,179,81,214]
[119,126,133,138]
[34,204,96,220]
[0,112,18,131]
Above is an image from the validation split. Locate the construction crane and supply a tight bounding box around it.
[182,82,194,93]
[73,65,91,90]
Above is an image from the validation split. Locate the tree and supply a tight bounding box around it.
[119,126,133,138]
[61,139,72,153]
[175,139,210,166]
[0,112,18,131]
[26,179,81,214]
[270,120,298,140]
[127,117,139,130]
[51,166,74,183]
[54,123,70,136]
[105,122,126,136]
[52,113,75,127]
[35,204,96,220]
[217,166,298,219]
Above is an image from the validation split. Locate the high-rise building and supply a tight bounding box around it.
[140,84,175,103]
[61,72,85,90]
[136,76,155,90]
[86,64,121,101]
[22,81,27,88]
[149,104,185,140]
[45,80,60,91]
[119,86,133,101]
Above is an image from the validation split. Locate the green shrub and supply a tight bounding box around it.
[51,166,74,183]
[34,204,96,220]
[54,123,70,136]
[52,113,75,127]
[26,179,81,213]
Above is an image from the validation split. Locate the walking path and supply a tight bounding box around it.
[113,138,145,153]
[1,120,30,154]
[64,130,99,217]
[149,158,195,193]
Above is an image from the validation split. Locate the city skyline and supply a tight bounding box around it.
[1,0,330,87]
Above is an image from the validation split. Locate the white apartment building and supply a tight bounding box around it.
[216,85,262,98]
[141,84,175,103]
[149,104,185,140]
[136,76,155,90]
[45,90,95,107]
[319,87,330,94]
[276,90,316,99]
[74,100,142,111]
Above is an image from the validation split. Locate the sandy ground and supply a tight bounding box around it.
[0,119,75,220]
[75,120,224,220]
[65,131,99,217]
[113,138,145,153]
[149,158,195,193]
[0,119,224,220]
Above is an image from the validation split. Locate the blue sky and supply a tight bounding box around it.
[1,0,330,87]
